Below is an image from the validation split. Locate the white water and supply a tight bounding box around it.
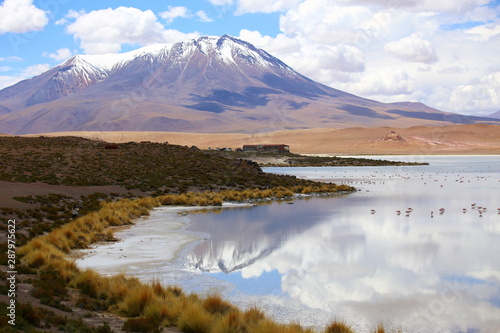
[76,156,500,333]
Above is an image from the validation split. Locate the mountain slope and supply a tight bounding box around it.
[489,110,500,119]
[0,35,498,135]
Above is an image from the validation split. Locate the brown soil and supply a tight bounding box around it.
[25,124,500,155]
[0,181,144,211]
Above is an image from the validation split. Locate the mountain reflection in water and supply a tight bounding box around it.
[183,156,500,333]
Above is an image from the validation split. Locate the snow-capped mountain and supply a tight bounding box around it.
[0,35,497,134]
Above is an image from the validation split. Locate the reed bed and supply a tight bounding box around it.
[17,184,398,333]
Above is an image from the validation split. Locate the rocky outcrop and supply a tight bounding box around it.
[379,131,407,142]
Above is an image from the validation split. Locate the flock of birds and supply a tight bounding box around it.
[321,168,497,220]
[300,164,498,221]
[370,204,499,217]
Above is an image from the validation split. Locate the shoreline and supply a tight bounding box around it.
[75,203,257,279]
[14,164,500,332]
[75,206,201,277]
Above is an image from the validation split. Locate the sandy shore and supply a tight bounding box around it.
[23,124,500,155]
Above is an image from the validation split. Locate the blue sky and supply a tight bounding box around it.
[1,0,499,115]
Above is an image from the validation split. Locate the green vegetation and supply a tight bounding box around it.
[0,137,320,192]
[0,300,113,332]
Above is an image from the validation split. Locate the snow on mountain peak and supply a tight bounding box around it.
[59,35,292,77]
[21,35,302,108]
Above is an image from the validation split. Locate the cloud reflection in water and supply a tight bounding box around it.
[185,156,500,332]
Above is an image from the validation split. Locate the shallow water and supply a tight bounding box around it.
[77,156,500,333]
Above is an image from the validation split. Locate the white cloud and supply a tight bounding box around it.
[465,22,500,41]
[0,56,22,62]
[55,9,85,25]
[238,29,364,84]
[337,0,491,14]
[0,0,48,34]
[235,0,302,14]
[63,7,199,54]
[279,0,393,46]
[0,76,21,90]
[341,68,416,97]
[43,48,75,62]
[237,0,500,114]
[21,63,50,77]
[160,6,190,24]
[239,29,301,55]
[209,0,234,5]
[384,34,438,63]
[0,63,51,90]
[297,44,365,75]
[159,6,213,23]
[443,72,500,114]
[195,10,213,23]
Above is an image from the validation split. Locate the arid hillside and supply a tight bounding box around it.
[24,124,500,155]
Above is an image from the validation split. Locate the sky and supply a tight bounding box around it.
[0,0,499,116]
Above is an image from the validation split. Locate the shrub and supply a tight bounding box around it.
[122,316,161,333]
[76,295,108,311]
[17,302,42,327]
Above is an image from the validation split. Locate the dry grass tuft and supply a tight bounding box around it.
[119,284,158,317]
[324,321,355,333]
[243,306,266,326]
[203,294,233,315]
[177,302,213,333]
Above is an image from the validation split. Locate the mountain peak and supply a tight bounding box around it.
[1,35,499,135]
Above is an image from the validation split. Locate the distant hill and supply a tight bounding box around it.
[489,110,500,119]
[1,35,498,135]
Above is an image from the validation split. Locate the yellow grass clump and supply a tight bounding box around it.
[203,294,234,315]
[119,284,158,317]
[177,302,214,333]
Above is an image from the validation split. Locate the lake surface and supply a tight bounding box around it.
[77,155,500,333]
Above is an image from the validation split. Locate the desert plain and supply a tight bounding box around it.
[20,124,500,155]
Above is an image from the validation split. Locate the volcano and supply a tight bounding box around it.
[0,35,497,135]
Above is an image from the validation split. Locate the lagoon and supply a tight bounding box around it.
[77,155,500,333]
